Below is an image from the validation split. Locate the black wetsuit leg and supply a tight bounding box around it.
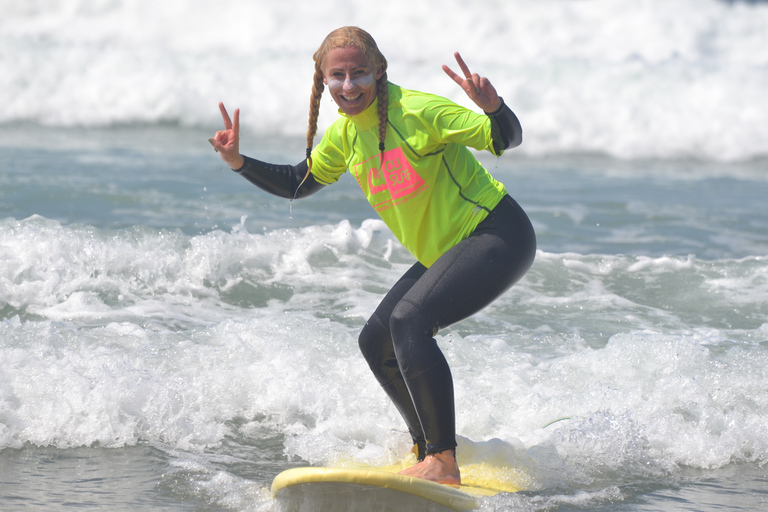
[358,195,536,456]
[358,284,429,460]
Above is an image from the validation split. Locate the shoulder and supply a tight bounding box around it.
[388,83,457,111]
[388,86,456,130]
[390,85,474,129]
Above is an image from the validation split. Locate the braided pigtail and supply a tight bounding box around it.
[297,59,326,195]
[376,72,389,164]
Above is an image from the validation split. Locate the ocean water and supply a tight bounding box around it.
[2,1,768,511]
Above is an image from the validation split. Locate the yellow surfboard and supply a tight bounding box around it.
[271,464,519,511]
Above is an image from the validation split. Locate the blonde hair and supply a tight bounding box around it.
[305,27,389,172]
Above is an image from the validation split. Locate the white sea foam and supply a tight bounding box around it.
[2,217,767,489]
[1,0,767,161]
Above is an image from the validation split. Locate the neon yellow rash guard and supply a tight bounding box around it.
[310,82,507,268]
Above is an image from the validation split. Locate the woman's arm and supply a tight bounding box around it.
[233,157,324,199]
[486,99,523,152]
[209,102,324,199]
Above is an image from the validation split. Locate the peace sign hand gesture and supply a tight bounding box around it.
[442,52,503,113]
[209,102,245,170]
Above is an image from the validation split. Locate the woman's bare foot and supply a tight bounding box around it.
[398,450,461,485]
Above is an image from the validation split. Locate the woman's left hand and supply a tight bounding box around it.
[442,52,503,113]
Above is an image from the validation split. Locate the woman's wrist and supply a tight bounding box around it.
[484,97,505,116]
[227,154,246,171]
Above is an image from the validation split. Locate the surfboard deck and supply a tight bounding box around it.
[271,465,518,511]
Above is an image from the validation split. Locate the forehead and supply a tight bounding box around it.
[323,46,371,71]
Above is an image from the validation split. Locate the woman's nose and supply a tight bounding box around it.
[342,77,356,90]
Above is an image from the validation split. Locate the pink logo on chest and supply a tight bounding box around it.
[353,147,426,211]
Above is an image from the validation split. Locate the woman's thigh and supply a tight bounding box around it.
[399,195,536,331]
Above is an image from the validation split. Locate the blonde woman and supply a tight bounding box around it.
[210,26,535,485]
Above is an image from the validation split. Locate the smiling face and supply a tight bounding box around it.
[322,46,384,117]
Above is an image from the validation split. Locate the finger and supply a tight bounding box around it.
[442,64,465,87]
[209,132,227,151]
[479,76,494,95]
[472,73,488,94]
[467,72,482,94]
[454,51,472,79]
[233,108,240,139]
[209,129,231,150]
[219,102,233,130]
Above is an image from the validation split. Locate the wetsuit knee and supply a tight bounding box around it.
[358,315,401,386]
[358,316,383,366]
[389,299,439,379]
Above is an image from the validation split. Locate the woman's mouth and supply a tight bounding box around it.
[341,93,363,104]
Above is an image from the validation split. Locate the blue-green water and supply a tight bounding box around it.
[1,125,767,511]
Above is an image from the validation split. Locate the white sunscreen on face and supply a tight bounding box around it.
[327,73,374,91]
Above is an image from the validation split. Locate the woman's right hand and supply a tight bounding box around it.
[209,102,245,170]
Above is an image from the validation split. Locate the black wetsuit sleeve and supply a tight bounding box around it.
[486,98,523,153]
[232,156,325,199]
